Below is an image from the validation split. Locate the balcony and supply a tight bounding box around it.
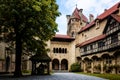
[81,39,120,56]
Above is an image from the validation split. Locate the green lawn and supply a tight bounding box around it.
[75,72,120,80]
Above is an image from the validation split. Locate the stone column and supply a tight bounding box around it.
[59,63,61,71]
[91,61,94,73]
[101,59,104,74]
[83,62,87,73]
[49,62,52,71]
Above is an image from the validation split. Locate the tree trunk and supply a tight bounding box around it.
[14,34,22,77]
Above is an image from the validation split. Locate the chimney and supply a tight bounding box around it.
[66,15,71,22]
[78,9,83,21]
[89,14,94,22]
[104,9,107,12]
[79,9,83,13]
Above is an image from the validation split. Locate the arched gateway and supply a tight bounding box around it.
[61,59,68,70]
[52,59,59,70]
[52,59,68,71]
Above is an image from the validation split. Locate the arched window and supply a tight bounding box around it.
[56,48,58,53]
[59,48,61,53]
[62,48,64,53]
[53,48,55,53]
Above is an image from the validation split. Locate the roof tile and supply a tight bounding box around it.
[78,2,120,33]
[77,34,106,47]
[111,14,120,22]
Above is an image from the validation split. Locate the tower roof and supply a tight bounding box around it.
[72,7,88,22]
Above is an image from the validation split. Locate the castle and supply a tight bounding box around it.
[0,2,120,74]
[48,2,120,74]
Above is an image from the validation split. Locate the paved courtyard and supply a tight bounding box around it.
[0,72,107,80]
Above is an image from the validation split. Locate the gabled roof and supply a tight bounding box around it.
[78,21,95,33]
[97,2,120,20]
[78,2,120,34]
[111,14,120,22]
[76,34,106,47]
[72,7,88,22]
[51,34,75,42]
[30,53,51,62]
[103,14,120,33]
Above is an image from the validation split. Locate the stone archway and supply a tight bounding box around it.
[91,56,100,73]
[113,51,120,74]
[101,54,112,73]
[61,59,68,70]
[83,57,91,73]
[52,59,59,70]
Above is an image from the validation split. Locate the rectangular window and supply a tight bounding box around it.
[111,34,118,44]
[90,45,93,49]
[98,41,105,48]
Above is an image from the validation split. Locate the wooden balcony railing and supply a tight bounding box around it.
[81,39,120,56]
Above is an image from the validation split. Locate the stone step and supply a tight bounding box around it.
[53,70,69,73]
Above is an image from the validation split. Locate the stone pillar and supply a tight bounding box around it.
[112,58,116,74]
[49,62,52,71]
[83,62,87,73]
[101,59,104,74]
[91,61,94,73]
[59,63,61,71]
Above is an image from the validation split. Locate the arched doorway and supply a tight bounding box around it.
[113,51,120,74]
[52,59,59,70]
[61,59,68,70]
[83,57,91,73]
[101,54,112,73]
[91,56,100,73]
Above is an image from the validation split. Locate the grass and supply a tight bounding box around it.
[75,72,120,80]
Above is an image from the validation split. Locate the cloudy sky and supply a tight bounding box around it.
[56,0,120,34]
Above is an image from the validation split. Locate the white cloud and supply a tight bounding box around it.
[56,0,120,34]
[56,14,67,34]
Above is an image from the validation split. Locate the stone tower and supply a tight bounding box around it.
[66,7,88,38]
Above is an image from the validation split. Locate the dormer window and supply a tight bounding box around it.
[96,20,100,29]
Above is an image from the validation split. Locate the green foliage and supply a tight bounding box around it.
[94,64,101,70]
[0,0,60,52]
[0,0,60,76]
[22,70,31,73]
[113,64,120,69]
[76,72,120,80]
[70,63,82,72]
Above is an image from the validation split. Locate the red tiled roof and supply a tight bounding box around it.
[76,34,106,47]
[111,14,120,22]
[72,7,88,22]
[78,2,120,34]
[53,34,74,39]
[78,21,95,33]
[97,2,120,20]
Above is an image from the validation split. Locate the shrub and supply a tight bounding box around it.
[70,63,82,72]
[22,70,31,73]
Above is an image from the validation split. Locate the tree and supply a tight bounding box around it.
[0,0,60,77]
